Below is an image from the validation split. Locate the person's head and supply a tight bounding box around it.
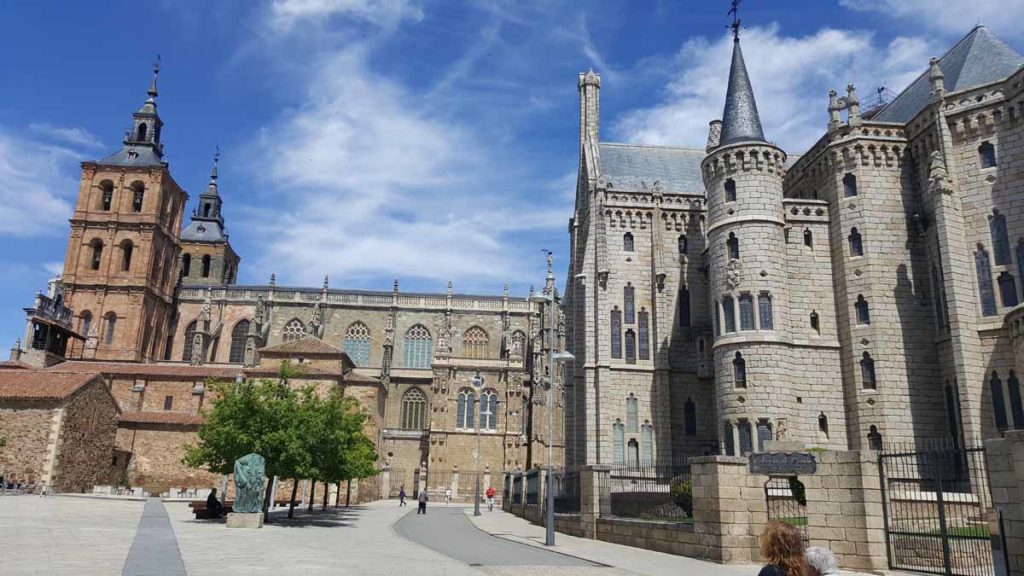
[211,488,217,495]
[804,547,838,576]
[760,521,807,576]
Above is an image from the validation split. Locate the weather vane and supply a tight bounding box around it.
[728,0,742,41]
[153,54,161,74]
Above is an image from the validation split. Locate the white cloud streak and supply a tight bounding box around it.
[0,130,77,237]
[840,0,1024,39]
[28,123,102,149]
[268,0,423,32]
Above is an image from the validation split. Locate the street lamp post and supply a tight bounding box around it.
[472,373,485,517]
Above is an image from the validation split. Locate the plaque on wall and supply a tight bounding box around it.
[748,452,817,475]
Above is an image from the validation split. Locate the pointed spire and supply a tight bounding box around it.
[543,250,555,294]
[148,55,160,100]
[718,34,766,147]
[201,147,221,198]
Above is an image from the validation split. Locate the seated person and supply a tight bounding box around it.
[805,546,840,576]
[206,488,226,517]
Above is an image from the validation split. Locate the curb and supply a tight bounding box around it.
[460,508,610,567]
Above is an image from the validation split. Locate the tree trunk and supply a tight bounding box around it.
[288,479,299,519]
[262,477,274,523]
[322,482,329,511]
[345,480,352,507]
[308,480,316,514]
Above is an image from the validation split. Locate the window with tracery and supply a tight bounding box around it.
[283,318,305,342]
[739,294,754,330]
[401,388,427,430]
[480,390,498,430]
[624,329,636,364]
[638,309,650,360]
[456,389,476,429]
[403,324,432,368]
[463,326,489,358]
[182,321,197,361]
[229,320,250,364]
[758,292,773,330]
[343,322,371,366]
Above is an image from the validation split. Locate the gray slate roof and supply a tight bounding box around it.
[720,39,766,146]
[95,146,165,168]
[597,143,706,193]
[873,26,1023,123]
[181,220,226,243]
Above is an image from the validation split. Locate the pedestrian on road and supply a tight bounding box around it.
[485,486,495,511]
[417,489,428,514]
[757,521,808,576]
[445,487,451,505]
[804,547,839,576]
[399,485,407,506]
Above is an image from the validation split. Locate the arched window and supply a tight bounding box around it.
[945,383,962,446]
[810,310,820,334]
[90,239,103,271]
[678,286,691,327]
[283,318,305,342]
[756,420,773,452]
[510,330,526,357]
[457,389,476,429]
[932,265,945,328]
[738,294,754,330]
[678,235,688,254]
[979,141,997,168]
[855,295,870,325]
[626,394,638,433]
[1008,371,1024,429]
[724,178,736,202]
[723,421,735,456]
[861,352,877,389]
[480,390,499,430]
[758,292,774,330]
[613,420,625,465]
[991,210,1010,265]
[818,413,829,438]
[849,227,863,257]
[843,173,857,197]
[623,232,634,252]
[684,398,697,436]
[99,180,114,211]
[991,371,1008,431]
[203,203,211,218]
[624,329,637,364]
[229,320,250,364]
[103,312,117,345]
[803,229,812,248]
[998,272,1018,307]
[343,322,371,366]
[401,388,427,430]
[722,297,736,333]
[733,352,746,388]
[638,309,650,360]
[201,255,211,278]
[611,307,622,359]
[403,324,432,368]
[462,326,488,359]
[182,253,191,277]
[727,232,739,260]
[641,424,653,466]
[131,182,144,213]
[79,311,93,337]
[121,241,133,272]
[738,420,753,455]
[976,247,997,316]
[624,284,635,324]
[627,439,640,467]
[136,122,147,141]
[868,425,883,450]
[182,321,197,361]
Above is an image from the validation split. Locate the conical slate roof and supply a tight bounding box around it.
[719,38,766,147]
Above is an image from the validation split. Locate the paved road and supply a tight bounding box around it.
[121,499,186,576]
[393,506,598,567]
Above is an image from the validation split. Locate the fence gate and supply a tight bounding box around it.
[879,444,995,576]
[765,476,808,543]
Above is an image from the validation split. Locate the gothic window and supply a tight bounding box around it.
[868,425,883,450]
[182,321,197,361]
[611,307,622,359]
[733,352,746,388]
[624,284,635,324]
[818,413,829,438]
[100,181,114,211]
[623,232,634,252]
[714,305,720,338]
[462,326,489,359]
[979,141,997,168]
[208,337,219,363]
[678,235,688,254]
[932,265,945,328]
[131,182,144,213]
[283,318,306,342]
[723,421,735,456]
[810,311,819,334]
[201,255,211,278]
[976,247,997,316]
[401,388,427,430]
[991,371,1009,431]
[843,173,857,197]
[849,227,863,257]
[137,122,148,141]
[638,309,650,360]
[163,395,173,411]
[724,178,736,202]
[803,228,812,248]
[945,383,962,446]
[182,253,191,277]
[624,329,637,364]
[738,420,753,455]
[627,439,640,467]
[103,312,117,345]
[641,424,653,466]
[1008,371,1024,429]
[684,398,697,436]
[456,389,476,429]
[739,294,754,330]
[991,210,1011,264]
[626,394,638,433]
[756,420,772,452]
[229,320,250,364]
[403,324,432,368]
[861,352,877,389]
[510,330,526,357]
[999,272,1019,307]
[343,322,371,367]
[480,390,498,430]
[727,232,739,260]
[121,241,133,272]
[722,297,736,333]
[855,295,870,325]
[613,420,625,465]
[679,287,691,327]
[758,292,774,330]
[79,311,92,337]
[90,239,103,271]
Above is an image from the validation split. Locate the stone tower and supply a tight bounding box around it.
[180,152,240,286]
[60,64,188,361]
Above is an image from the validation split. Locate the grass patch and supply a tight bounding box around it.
[933,526,989,538]
[775,516,808,527]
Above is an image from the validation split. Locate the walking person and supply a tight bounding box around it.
[417,489,428,514]
[485,486,496,512]
[804,547,839,576]
[445,487,452,505]
[758,521,809,576]
[398,485,407,507]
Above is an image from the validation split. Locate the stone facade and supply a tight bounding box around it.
[986,429,1024,576]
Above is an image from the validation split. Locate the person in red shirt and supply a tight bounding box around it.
[485,486,496,511]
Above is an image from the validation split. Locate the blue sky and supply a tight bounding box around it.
[1,0,1021,350]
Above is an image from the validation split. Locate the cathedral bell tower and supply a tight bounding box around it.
[179,150,241,286]
[60,62,188,361]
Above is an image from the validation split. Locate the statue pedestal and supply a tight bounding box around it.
[226,512,264,529]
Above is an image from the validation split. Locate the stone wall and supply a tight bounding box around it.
[986,429,1024,576]
[116,424,219,494]
[53,380,119,492]
[0,402,56,484]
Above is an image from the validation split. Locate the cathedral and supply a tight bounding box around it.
[563,24,1024,468]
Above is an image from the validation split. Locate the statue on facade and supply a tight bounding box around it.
[232,453,266,514]
[310,302,322,338]
[928,150,950,188]
[253,294,265,326]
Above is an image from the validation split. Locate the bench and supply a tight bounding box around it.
[189,500,233,519]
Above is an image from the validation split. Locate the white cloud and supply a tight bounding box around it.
[268,0,423,32]
[614,25,935,153]
[0,130,76,237]
[840,0,1024,39]
[43,262,64,276]
[28,123,102,149]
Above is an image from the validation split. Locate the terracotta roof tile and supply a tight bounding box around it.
[258,337,346,357]
[343,372,380,385]
[119,411,205,425]
[0,361,35,370]
[49,361,242,379]
[0,371,101,400]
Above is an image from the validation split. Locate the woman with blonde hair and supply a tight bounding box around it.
[758,520,808,576]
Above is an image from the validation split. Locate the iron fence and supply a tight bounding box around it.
[601,460,694,522]
[525,470,540,505]
[552,470,580,514]
[512,474,522,504]
[765,476,808,542]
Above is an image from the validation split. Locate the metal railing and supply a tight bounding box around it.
[552,470,580,514]
[601,460,694,522]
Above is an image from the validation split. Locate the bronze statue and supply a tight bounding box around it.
[232,453,266,513]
